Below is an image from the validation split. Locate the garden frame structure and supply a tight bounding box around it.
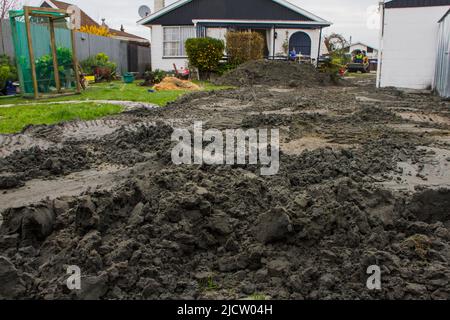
[9,6,81,99]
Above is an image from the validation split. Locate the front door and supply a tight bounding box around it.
[289,32,311,56]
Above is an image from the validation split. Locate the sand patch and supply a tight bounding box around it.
[282,136,354,155]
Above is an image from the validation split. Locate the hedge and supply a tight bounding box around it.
[185,37,225,72]
[225,31,265,65]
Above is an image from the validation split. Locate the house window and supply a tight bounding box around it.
[163,26,196,57]
[367,47,374,53]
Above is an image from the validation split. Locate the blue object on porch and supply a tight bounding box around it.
[5,81,16,96]
[289,50,297,61]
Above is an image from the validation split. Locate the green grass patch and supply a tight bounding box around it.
[0,102,123,134]
[0,81,233,107]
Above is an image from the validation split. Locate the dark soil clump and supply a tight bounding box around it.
[214,60,332,87]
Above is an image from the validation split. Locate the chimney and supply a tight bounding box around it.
[121,24,125,32]
[154,0,165,12]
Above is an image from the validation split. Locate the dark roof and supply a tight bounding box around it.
[141,0,330,26]
[109,28,150,43]
[42,0,99,27]
[385,0,450,8]
[42,0,149,42]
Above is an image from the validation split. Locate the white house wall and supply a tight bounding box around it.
[206,27,227,41]
[150,25,322,71]
[273,28,321,60]
[151,25,190,71]
[379,5,450,90]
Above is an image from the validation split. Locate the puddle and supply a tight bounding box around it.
[0,165,128,211]
[0,134,56,158]
[281,136,354,155]
[59,119,125,141]
[380,146,450,192]
[268,88,295,93]
[247,108,331,116]
[396,112,450,125]
[197,98,253,111]
[387,123,449,134]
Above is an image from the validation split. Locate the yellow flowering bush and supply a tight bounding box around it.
[79,25,113,37]
[185,37,225,72]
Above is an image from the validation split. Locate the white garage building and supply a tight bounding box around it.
[377,0,450,90]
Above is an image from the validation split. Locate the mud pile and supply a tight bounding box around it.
[1,75,450,300]
[0,124,174,191]
[1,152,449,300]
[214,60,332,87]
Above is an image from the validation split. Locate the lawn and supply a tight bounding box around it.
[0,80,231,134]
[0,102,123,134]
[0,80,231,106]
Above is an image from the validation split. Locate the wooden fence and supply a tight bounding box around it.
[0,19,151,75]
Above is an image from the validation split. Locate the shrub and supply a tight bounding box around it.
[319,51,348,84]
[79,25,112,37]
[140,69,167,86]
[216,62,237,76]
[225,31,265,65]
[0,55,18,90]
[0,65,10,90]
[81,53,117,81]
[185,37,224,73]
[35,48,74,92]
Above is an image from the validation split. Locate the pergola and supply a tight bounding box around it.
[9,6,81,99]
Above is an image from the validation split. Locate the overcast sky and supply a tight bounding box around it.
[27,0,381,48]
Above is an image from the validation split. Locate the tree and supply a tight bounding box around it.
[0,0,20,20]
[324,33,348,53]
[0,0,20,53]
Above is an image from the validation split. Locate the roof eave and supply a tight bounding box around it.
[137,0,332,26]
[137,0,192,25]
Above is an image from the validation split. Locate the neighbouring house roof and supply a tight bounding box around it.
[41,0,99,27]
[344,42,378,51]
[40,0,149,44]
[138,0,331,27]
[385,0,450,9]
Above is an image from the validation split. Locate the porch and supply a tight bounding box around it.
[194,20,326,64]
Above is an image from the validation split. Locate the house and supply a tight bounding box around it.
[137,0,331,71]
[434,9,450,98]
[377,0,450,90]
[40,0,150,45]
[344,42,378,59]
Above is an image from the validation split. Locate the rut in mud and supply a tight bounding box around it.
[1,65,450,300]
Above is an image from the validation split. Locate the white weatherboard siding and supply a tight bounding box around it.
[150,25,322,71]
[151,25,191,71]
[379,6,450,89]
[206,27,227,41]
[273,28,321,59]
